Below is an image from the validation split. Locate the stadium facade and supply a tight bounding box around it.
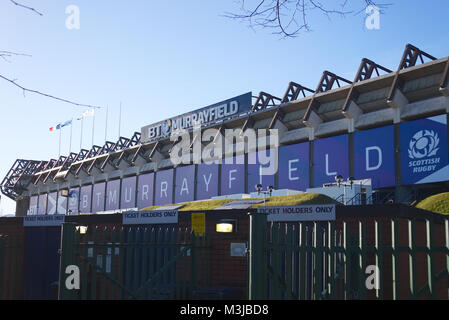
[2,43,449,217]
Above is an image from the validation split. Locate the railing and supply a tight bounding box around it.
[58,223,211,300]
[367,191,396,205]
[334,193,369,206]
[248,212,449,300]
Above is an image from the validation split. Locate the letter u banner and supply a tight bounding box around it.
[400,115,449,185]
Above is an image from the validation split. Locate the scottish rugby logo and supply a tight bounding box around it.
[408,130,439,159]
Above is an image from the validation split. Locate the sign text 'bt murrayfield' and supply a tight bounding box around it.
[141,92,252,142]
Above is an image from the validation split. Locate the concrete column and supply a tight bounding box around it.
[15,196,29,217]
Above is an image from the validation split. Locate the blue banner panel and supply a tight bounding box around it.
[278,142,309,191]
[155,169,174,206]
[121,176,137,209]
[47,192,58,215]
[38,194,47,215]
[68,188,79,214]
[106,180,120,211]
[29,196,38,215]
[92,182,106,213]
[175,165,195,204]
[79,185,92,214]
[354,126,395,188]
[196,162,219,200]
[248,150,276,193]
[221,155,245,196]
[137,173,154,209]
[57,191,67,215]
[313,135,349,187]
[401,115,449,185]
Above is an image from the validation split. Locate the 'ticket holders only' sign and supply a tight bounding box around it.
[122,210,178,225]
[258,205,336,222]
[23,215,66,227]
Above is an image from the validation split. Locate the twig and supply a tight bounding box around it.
[0,50,32,63]
[9,0,43,16]
[225,0,390,38]
[0,73,101,109]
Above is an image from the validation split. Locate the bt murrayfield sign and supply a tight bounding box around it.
[141,92,252,143]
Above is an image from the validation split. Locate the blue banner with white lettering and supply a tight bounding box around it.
[354,125,395,188]
[278,142,309,191]
[313,134,349,187]
[400,115,449,185]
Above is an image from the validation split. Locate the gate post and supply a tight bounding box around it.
[0,236,4,299]
[248,211,267,300]
[58,223,78,300]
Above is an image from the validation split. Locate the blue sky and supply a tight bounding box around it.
[0,0,449,215]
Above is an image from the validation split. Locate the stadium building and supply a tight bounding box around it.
[2,43,449,216]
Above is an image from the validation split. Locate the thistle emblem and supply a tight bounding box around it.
[408,130,439,159]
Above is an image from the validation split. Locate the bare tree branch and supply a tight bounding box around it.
[225,0,391,38]
[2,2,102,109]
[0,50,32,63]
[9,0,43,16]
[0,74,101,109]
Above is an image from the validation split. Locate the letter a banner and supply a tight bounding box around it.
[400,115,449,185]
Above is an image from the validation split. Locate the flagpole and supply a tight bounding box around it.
[80,117,84,150]
[118,102,122,139]
[92,109,96,147]
[105,105,108,142]
[69,118,73,154]
[58,126,62,159]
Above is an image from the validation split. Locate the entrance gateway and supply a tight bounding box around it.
[57,204,336,300]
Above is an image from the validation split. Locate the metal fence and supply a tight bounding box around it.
[2,210,449,300]
[249,213,449,300]
[58,223,211,300]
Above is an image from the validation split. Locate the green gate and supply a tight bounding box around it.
[58,223,210,300]
[249,213,449,300]
[0,235,23,299]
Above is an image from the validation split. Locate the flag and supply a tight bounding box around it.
[77,108,95,120]
[60,120,72,128]
[49,119,72,132]
[84,109,95,117]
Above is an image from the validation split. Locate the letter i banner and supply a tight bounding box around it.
[400,115,449,185]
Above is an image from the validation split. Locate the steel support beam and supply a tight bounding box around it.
[252,92,282,112]
[303,71,352,127]
[342,59,392,129]
[387,44,436,105]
